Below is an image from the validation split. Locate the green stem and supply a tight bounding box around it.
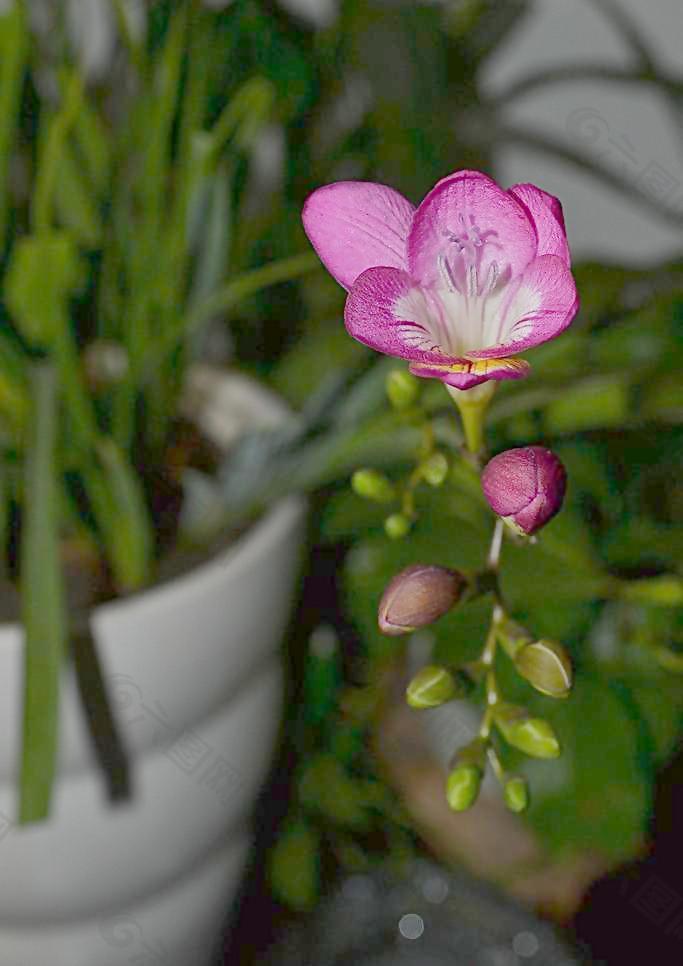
[486,745,506,784]
[487,518,504,571]
[448,383,495,459]
[477,522,507,739]
[459,402,486,456]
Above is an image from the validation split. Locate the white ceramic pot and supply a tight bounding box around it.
[0,370,306,966]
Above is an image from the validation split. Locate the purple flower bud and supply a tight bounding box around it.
[481,446,567,536]
[378,564,466,636]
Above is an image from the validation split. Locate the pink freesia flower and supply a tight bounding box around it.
[302,170,578,389]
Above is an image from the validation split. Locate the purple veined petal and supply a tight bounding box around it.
[508,183,570,265]
[302,181,415,290]
[407,170,537,290]
[344,266,459,364]
[409,356,530,390]
[467,254,579,360]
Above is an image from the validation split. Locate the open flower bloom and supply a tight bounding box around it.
[302,170,578,389]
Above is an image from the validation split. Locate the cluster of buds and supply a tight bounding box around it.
[444,739,533,814]
[371,395,572,817]
[350,369,452,540]
[376,555,573,814]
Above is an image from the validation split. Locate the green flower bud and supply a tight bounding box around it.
[406,665,458,709]
[504,775,529,813]
[352,468,396,503]
[494,704,560,759]
[384,513,411,539]
[386,369,420,410]
[378,564,467,635]
[514,639,573,699]
[419,452,449,487]
[446,764,482,812]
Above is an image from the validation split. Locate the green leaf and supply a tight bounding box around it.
[304,626,341,727]
[552,439,620,517]
[5,233,84,347]
[501,510,606,645]
[298,754,370,830]
[54,145,102,247]
[33,70,84,235]
[139,251,320,375]
[5,232,83,347]
[617,575,683,607]
[571,263,632,323]
[602,519,683,571]
[524,676,649,863]
[643,372,683,423]
[187,159,232,311]
[90,439,154,591]
[269,821,320,911]
[616,677,683,766]
[543,375,630,433]
[19,363,66,822]
[0,329,28,432]
[205,76,275,165]
[272,325,364,408]
[73,93,111,195]
[0,0,28,251]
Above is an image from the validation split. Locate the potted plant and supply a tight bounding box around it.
[0,3,316,963]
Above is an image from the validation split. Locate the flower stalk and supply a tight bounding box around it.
[306,167,580,814]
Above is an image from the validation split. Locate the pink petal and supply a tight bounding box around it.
[409,357,530,390]
[508,183,570,264]
[468,255,578,360]
[302,181,415,290]
[344,267,456,364]
[407,170,537,289]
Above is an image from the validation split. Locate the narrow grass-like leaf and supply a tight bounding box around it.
[0,1,27,252]
[187,162,232,328]
[73,94,111,195]
[0,329,28,434]
[19,362,66,822]
[32,71,84,236]
[140,252,320,376]
[54,144,102,247]
[127,4,187,360]
[91,439,154,591]
[204,76,275,171]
